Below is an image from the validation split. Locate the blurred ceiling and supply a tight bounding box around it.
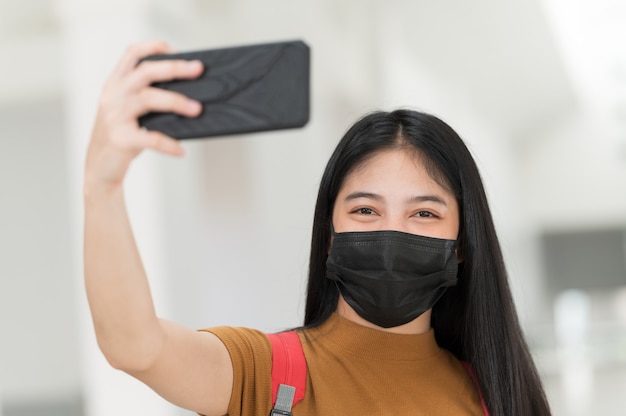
[392,0,577,139]
[0,0,624,148]
[542,0,626,149]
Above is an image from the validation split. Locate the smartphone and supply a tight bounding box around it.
[138,40,310,139]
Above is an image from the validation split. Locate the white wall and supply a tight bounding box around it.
[0,99,80,403]
[522,111,626,229]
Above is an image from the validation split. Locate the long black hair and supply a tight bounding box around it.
[304,109,551,416]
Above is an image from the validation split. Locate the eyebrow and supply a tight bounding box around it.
[343,192,448,206]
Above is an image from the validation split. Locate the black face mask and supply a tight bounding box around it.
[326,230,458,328]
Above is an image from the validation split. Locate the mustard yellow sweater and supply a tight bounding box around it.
[206,313,484,415]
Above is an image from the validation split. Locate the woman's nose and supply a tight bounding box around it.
[379,215,410,234]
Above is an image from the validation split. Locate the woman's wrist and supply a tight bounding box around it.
[83,174,124,202]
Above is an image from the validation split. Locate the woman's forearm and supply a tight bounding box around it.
[81,42,202,370]
[84,184,164,371]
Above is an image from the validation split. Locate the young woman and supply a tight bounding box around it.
[84,41,551,416]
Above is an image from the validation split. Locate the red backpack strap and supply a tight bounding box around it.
[460,361,489,416]
[268,331,307,410]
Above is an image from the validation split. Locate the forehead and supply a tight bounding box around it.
[350,146,420,172]
[342,148,443,189]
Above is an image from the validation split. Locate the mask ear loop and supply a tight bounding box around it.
[327,223,336,255]
[325,223,346,306]
[455,237,464,264]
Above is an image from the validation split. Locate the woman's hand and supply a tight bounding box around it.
[85,40,204,192]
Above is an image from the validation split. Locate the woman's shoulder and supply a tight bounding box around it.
[199,325,274,415]
[200,325,271,353]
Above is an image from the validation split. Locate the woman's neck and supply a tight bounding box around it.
[335,295,433,335]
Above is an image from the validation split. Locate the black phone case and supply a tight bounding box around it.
[138,40,310,139]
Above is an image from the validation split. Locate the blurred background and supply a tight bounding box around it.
[1,0,625,415]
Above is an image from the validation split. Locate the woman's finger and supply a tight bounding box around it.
[138,129,186,157]
[110,40,174,80]
[130,87,203,119]
[124,59,204,92]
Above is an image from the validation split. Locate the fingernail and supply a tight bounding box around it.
[188,60,203,70]
[188,100,202,113]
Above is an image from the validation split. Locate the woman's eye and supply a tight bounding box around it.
[416,211,435,218]
[355,207,376,215]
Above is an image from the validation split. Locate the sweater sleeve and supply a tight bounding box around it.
[200,326,272,416]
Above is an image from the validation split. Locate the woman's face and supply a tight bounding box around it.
[332,148,460,240]
[330,147,461,333]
